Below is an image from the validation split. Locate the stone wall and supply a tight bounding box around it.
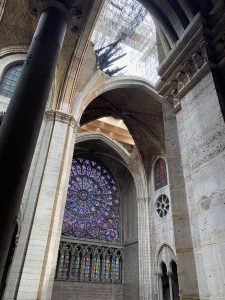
[149,156,177,299]
[52,281,123,300]
[176,72,225,299]
[123,242,139,300]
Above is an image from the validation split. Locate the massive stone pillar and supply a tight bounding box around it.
[16,111,76,300]
[2,111,56,299]
[198,0,225,119]
[137,196,152,300]
[0,4,68,290]
[162,100,199,299]
[158,9,225,299]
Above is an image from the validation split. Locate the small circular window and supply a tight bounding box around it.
[156,195,169,218]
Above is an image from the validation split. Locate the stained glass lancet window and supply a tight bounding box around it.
[154,158,168,190]
[0,64,23,97]
[62,157,120,243]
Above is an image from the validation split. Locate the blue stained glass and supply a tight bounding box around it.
[0,64,23,97]
[62,157,120,242]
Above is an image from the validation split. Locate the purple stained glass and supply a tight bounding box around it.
[154,158,168,190]
[62,157,120,242]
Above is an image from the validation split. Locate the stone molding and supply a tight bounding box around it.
[157,4,225,113]
[0,45,28,59]
[45,110,78,129]
[76,131,131,157]
[136,196,149,202]
[156,15,210,113]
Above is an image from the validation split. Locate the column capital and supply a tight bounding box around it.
[45,109,55,121]
[45,110,78,129]
[136,196,149,203]
[30,0,92,33]
[55,110,78,129]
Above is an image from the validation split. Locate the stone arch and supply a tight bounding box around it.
[75,131,148,200]
[71,74,163,188]
[157,243,176,273]
[72,73,162,122]
[0,48,27,112]
[0,46,27,81]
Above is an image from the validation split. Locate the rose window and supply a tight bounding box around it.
[156,195,169,218]
[62,157,120,243]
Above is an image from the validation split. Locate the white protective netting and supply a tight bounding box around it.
[91,0,159,84]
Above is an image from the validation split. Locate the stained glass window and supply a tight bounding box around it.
[92,254,101,281]
[83,253,91,280]
[62,157,120,243]
[57,244,70,279]
[154,158,168,190]
[56,241,123,283]
[70,251,81,280]
[0,64,23,97]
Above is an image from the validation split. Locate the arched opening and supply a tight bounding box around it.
[171,261,179,300]
[161,262,170,300]
[0,63,23,98]
[69,78,164,299]
[91,0,159,83]
[53,136,139,299]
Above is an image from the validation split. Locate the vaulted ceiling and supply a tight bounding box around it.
[80,87,164,168]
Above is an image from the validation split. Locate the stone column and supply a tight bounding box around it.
[162,100,199,299]
[2,111,55,300]
[16,111,77,300]
[137,196,152,300]
[167,272,173,300]
[158,273,163,300]
[0,4,68,288]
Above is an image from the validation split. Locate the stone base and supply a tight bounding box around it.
[52,280,123,300]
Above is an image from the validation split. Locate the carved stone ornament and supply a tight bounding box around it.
[157,15,210,113]
[129,146,142,173]
[136,196,149,203]
[160,41,208,112]
[45,110,78,128]
[55,110,78,128]
[29,0,90,32]
[45,110,55,121]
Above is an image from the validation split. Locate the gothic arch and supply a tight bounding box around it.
[0,49,26,82]
[72,73,162,122]
[157,243,176,273]
[75,131,148,200]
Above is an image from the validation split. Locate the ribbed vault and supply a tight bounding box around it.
[80,87,165,170]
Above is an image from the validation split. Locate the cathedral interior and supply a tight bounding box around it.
[0,0,225,299]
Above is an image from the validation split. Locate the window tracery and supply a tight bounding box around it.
[56,240,123,283]
[62,157,120,243]
[0,64,23,97]
[156,195,169,218]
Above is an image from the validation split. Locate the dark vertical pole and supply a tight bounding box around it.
[0,6,67,292]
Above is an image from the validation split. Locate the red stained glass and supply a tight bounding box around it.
[154,158,168,190]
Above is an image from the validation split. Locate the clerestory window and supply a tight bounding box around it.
[0,64,23,98]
